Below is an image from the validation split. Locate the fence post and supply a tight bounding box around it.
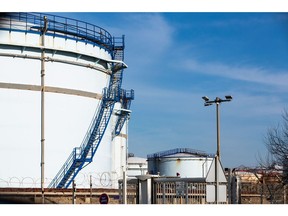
[72,180,76,204]
[90,175,92,204]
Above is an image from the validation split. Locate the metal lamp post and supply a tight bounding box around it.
[202,95,232,204]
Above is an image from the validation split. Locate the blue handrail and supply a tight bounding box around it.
[147,148,214,159]
[0,12,114,53]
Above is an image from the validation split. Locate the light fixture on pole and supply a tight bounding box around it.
[202,95,232,159]
[202,95,232,204]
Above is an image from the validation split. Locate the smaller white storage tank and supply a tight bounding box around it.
[147,148,214,178]
[127,153,148,177]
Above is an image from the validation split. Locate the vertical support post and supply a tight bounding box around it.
[122,113,130,204]
[123,170,127,204]
[40,16,48,205]
[284,184,286,204]
[163,182,166,204]
[185,182,189,204]
[137,179,141,204]
[215,155,219,204]
[90,175,92,204]
[216,101,220,160]
[72,180,76,204]
[227,168,232,204]
[215,102,220,204]
[261,179,264,204]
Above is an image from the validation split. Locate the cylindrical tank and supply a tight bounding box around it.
[127,153,148,177]
[147,148,214,178]
[0,13,129,188]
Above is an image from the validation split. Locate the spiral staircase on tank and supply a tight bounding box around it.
[48,36,134,189]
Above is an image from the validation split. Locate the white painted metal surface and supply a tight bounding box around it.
[0,15,127,189]
[148,149,214,178]
[127,156,148,177]
[157,157,213,178]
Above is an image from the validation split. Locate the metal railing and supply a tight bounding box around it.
[147,148,214,159]
[0,12,114,53]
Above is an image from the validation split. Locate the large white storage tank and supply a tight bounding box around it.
[147,148,214,178]
[0,13,132,189]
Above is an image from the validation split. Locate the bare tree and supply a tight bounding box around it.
[250,109,288,204]
[264,109,288,184]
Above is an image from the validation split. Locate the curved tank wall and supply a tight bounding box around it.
[0,13,129,188]
[147,148,214,178]
[127,154,148,177]
[152,157,213,178]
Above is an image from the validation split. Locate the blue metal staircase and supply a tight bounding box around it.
[113,89,134,137]
[48,36,133,188]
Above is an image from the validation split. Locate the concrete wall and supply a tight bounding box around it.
[0,188,121,204]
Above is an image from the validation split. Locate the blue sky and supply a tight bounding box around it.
[50,12,288,169]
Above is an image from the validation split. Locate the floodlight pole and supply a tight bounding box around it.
[202,96,232,204]
[216,100,220,204]
[216,100,220,160]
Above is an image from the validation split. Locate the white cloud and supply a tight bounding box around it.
[108,13,175,64]
[183,59,288,88]
[127,14,174,50]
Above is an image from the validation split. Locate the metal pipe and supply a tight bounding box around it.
[40,16,48,204]
[123,170,127,204]
[122,116,130,204]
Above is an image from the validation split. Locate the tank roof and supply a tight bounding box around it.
[147,148,214,159]
[128,156,147,164]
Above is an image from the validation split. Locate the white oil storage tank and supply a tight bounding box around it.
[0,13,134,189]
[147,148,214,178]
